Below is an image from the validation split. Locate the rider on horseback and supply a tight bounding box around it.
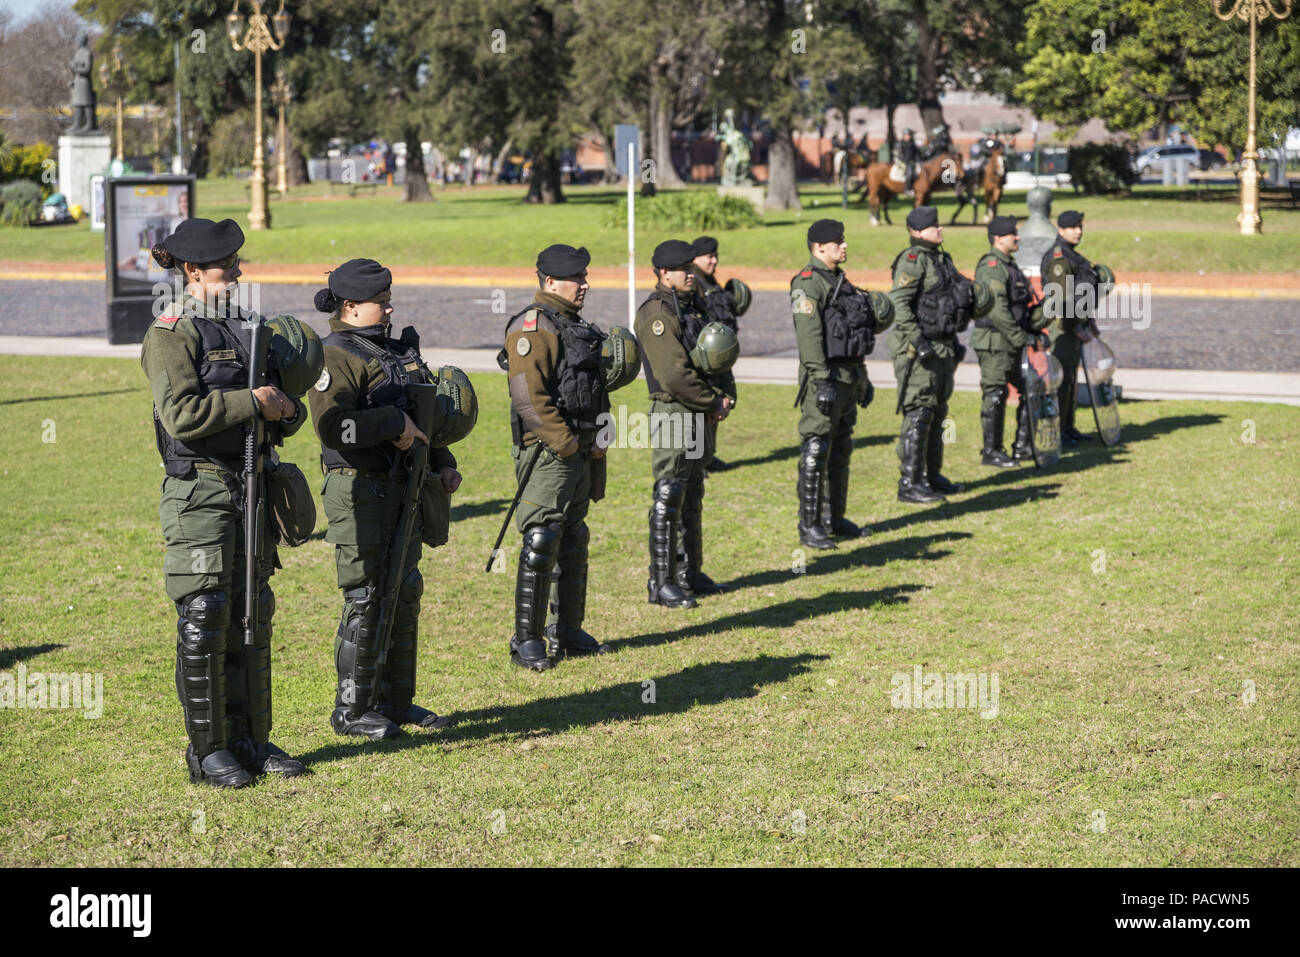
[898,129,920,195]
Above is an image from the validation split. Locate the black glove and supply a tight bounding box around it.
[912,336,936,361]
[858,378,874,409]
[954,342,967,363]
[814,379,836,415]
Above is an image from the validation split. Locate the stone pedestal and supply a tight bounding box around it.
[57,134,111,213]
[1016,184,1057,275]
[717,184,765,214]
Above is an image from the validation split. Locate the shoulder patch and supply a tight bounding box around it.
[800,270,812,278]
[651,319,665,336]
[985,258,998,268]
[906,251,918,261]
[516,337,531,356]
[1052,249,1064,258]
[896,273,914,288]
[314,368,331,391]
[522,315,537,332]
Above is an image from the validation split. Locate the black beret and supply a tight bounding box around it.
[157,218,243,265]
[652,239,695,270]
[906,206,939,231]
[315,258,392,312]
[987,215,1018,238]
[1058,210,1085,227]
[536,243,591,278]
[692,235,718,256]
[807,219,845,245]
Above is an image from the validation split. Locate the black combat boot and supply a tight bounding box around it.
[228,581,306,776]
[980,391,1016,468]
[677,497,727,595]
[379,567,449,729]
[1011,400,1034,462]
[331,585,402,740]
[897,409,945,504]
[648,479,696,608]
[1059,370,1091,445]
[824,435,870,537]
[797,437,836,549]
[512,524,561,670]
[927,408,966,494]
[176,591,251,788]
[546,522,611,658]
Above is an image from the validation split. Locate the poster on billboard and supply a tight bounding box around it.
[105,176,195,299]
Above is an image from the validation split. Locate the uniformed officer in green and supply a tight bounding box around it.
[1041,210,1101,445]
[791,218,890,548]
[309,259,463,738]
[635,240,734,608]
[889,206,977,504]
[972,215,1050,466]
[503,244,613,671]
[689,235,744,473]
[142,218,309,788]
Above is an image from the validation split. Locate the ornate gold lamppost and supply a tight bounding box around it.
[270,65,291,194]
[1212,0,1293,235]
[98,41,132,163]
[226,0,290,230]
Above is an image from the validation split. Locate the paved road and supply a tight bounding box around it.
[2,279,1298,372]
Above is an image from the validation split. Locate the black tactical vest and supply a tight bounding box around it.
[975,255,1034,331]
[154,314,256,477]
[812,266,876,360]
[641,290,715,396]
[694,276,738,334]
[1043,239,1099,321]
[319,326,432,472]
[502,303,608,445]
[893,246,974,339]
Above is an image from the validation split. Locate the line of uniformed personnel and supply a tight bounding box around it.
[144,212,1109,788]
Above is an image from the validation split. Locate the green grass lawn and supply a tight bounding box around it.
[1,355,1296,866]
[4,179,1298,275]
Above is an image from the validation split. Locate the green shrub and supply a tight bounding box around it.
[0,180,43,227]
[0,142,55,198]
[604,190,763,231]
[1068,143,1137,195]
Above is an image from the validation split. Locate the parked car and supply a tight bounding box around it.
[1197,148,1227,170]
[1133,144,1198,175]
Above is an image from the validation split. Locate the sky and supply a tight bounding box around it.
[2,0,78,26]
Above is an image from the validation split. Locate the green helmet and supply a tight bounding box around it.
[601,325,641,392]
[265,314,324,398]
[971,280,994,319]
[724,278,752,316]
[428,365,478,447]
[689,321,739,375]
[1095,263,1116,292]
[868,289,894,327]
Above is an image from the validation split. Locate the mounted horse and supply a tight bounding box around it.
[951,140,1008,225]
[859,149,969,227]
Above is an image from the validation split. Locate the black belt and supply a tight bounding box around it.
[326,466,390,480]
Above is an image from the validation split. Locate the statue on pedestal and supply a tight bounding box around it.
[1016,185,1057,272]
[68,34,100,134]
[718,109,753,186]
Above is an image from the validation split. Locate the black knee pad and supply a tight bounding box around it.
[653,478,684,508]
[398,566,424,603]
[176,591,230,653]
[521,524,561,571]
[801,436,830,469]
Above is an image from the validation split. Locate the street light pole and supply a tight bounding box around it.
[227,0,290,231]
[1213,0,1293,235]
[270,65,291,193]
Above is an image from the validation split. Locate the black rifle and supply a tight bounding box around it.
[370,383,439,686]
[242,318,271,646]
[484,440,543,573]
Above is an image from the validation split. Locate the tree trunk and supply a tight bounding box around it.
[189,119,210,179]
[595,129,620,184]
[288,139,309,187]
[764,126,801,211]
[403,132,433,202]
[914,0,946,136]
[493,139,513,183]
[526,151,565,203]
[885,102,897,160]
[649,72,685,189]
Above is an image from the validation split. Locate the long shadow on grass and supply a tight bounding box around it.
[866,482,1062,537]
[960,447,1129,493]
[722,531,970,593]
[610,585,923,653]
[1118,413,1225,443]
[294,653,828,763]
[0,388,142,406]
[716,432,892,471]
[0,644,67,668]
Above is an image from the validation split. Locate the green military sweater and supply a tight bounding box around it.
[971,246,1045,354]
[634,282,723,413]
[141,292,305,445]
[308,316,456,474]
[888,238,958,360]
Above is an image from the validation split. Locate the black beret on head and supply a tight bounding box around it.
[652,239,695,271]
[807,219,845,245]
[987,215,1018,239]
[152,217,243,269]
[1058,210,1085,228]
[314,258,392,313]
[906,206,939,231]
[692,235,718,256]
[536,243,591,278]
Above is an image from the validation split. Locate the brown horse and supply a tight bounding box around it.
[951,142,1008,225]
[860,150,968,226]
[821,148,873,188]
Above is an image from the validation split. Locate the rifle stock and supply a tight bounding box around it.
[243,318,271,646]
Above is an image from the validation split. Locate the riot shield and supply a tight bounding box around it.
[1081,337,1122,446]
[1020,344,1062,468]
